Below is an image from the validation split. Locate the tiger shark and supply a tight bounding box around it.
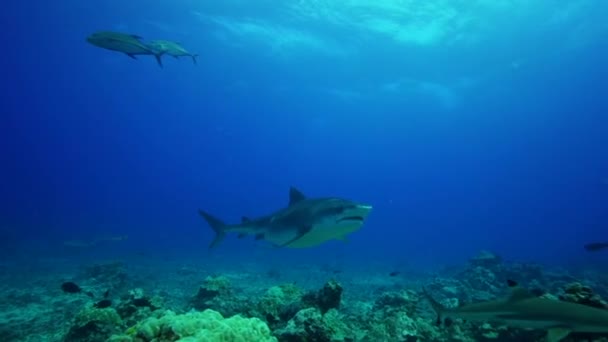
[198,187,372,249]
[424,282,608,342]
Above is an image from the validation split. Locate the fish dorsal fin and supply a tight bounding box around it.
[508,288,536,302]
[289,187,306,206]
[546,327,571,342]
[241,216,252,223]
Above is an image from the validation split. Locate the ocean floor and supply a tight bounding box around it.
[1,250,608,342]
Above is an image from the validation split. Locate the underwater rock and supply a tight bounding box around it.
[192,275,231,303]
[275,307,351,342]
[64,307,124,342]
[469,250,502,269]
[190,275,252,317]
[302,280,343,314]
[81,262,128,291]
[115,288,161,326]
[255,283,304,328]
[502,262,546,289]
[560,282,608,309]
[373,290,419,316]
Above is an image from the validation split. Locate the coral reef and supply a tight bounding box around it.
[64,307,124,342]
[110,309,276,342]
[2,250,608,342]
[559,282,608,309]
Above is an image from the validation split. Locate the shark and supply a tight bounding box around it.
[86,31,164,67]
[198,187,372,249]
[424,281,608,342]
[584,242,608,252]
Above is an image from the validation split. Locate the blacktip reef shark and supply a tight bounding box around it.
[198,187,372,249]
[424,280,608,342]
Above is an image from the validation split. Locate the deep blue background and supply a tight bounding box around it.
[2,0,607,267]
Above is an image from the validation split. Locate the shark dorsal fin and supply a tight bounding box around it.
[508,288,536,302]
[289,187,306,206]
[506,279,536,301]
[241,216,252,223]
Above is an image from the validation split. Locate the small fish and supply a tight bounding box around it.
[86,31,164,67]
[61,281,94,297]
[146,40,198,64]
[61,281,82,294]
[424,280,608,342]
[389,271,400,277]
[199,187,372,249]
[94,299,112,309]
[584,242,608,252]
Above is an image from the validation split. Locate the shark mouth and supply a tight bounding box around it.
[337,216,365,223]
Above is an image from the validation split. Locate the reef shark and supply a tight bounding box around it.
[146,40,198,64]
[86,31,164,67]
[198,187,372,249]
[424,282,608,342]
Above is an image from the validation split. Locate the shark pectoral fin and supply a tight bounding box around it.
[278,225,312,247]
[546,327,571,342]
[154,54,163,68]
[126,53,137,60]
[336,235,349,242]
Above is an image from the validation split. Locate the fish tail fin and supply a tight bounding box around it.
[422,287,446,325]
[198,210,227,248]
[192,54,198,65]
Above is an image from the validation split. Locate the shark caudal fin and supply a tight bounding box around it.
[198,210,227,249]
[422,287,447,325]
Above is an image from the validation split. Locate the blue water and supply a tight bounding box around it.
[3,0,608,268]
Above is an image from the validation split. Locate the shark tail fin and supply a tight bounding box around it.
[422,287,446,325]
[198,210,226,249]
[191,54,198,65]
